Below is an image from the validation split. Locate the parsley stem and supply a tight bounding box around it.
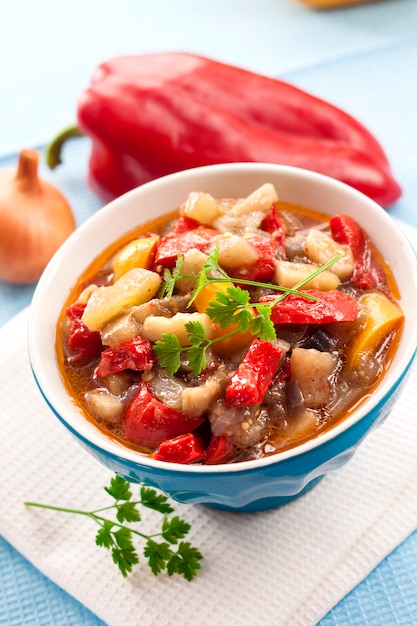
[191,275,319,300]
[24,501,91,516]
[24,501,154,541]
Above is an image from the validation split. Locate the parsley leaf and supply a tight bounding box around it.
[249,305,276,341]
[140,485,174,514]
[159,255,184,299]
[153,333,182,376]
[162,515,191,544]
[24,476,202,580]
[104,474,132,501]
[144,539,173,576]
[206,285,251,329]
[167,542,203,581]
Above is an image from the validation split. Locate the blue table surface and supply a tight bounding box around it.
[1,0,417,623]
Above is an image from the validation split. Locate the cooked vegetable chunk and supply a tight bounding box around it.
[347,293,404,368]
[82,268,161,331]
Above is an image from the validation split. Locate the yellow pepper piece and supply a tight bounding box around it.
[82,268,161,331]
[113,236,159,281]
[194,281,253,355]
[347,293,404,369]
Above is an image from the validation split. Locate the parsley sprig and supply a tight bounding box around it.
[25,475,202,581]
[154,248,340,376]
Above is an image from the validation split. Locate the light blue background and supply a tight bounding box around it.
[1,0,417,623]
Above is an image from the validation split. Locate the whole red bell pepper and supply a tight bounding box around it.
[329,214,388,291]
[47,52,401,208]
[260,289,359,324]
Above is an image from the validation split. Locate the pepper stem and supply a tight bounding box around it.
[45,123,84,169]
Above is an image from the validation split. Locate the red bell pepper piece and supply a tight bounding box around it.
[155,226,218,269]
[229,234,277,283]
[205,434,236,465]
[95,336,155,377]
[154,433,205,464]
[260,290,359,325]
[123,382,205,447]
[48,53,401,207]
[165,215,201,235]
[65,303,103,362]
[260,204,286,258]
[225,339,283,407]
[329,214,388,291]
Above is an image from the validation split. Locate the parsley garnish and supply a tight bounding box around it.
[154,248,340,376]
[25,475,202,581]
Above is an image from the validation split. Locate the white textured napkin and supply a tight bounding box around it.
[1,224,417,626]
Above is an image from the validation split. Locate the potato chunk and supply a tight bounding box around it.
[275,261,340,291]
[175,248,209,295]
[180,191,221,225]
[290,347,338,408]
[212,184,278,234]
[233,183,278,216]
[209,233,258,270]
[82,268,161,331]
[304,229,354,281]
[141,312,214,346]
[181,368,230,415]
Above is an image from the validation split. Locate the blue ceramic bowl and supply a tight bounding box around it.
[28,163,417,512]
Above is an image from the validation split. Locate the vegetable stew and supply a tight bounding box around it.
[57,184,404,464]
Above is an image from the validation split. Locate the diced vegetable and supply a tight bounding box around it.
[154,433,205,464]
[329,214,388,290]
[347,293,404,368]
[64,303,103,362]
[275,261,340,291]
[180,191,221,225]
[181,368,230,415]
[304,228,354,281]
[112,235,159,280]
[290,347,338,408]
[229,233,277,282]
[233,183,278,216]
[261,290,359,324]
[260,204,286,257]
[155,224,217,269]
[124,383,205,447]
[175,248,208,294]
[95,336,155,378]
[210,233,258,270]
[101,312,141,347]
[82,268,161,331]
[141,312,214,346]
[225,339,283,407]
[85,389,124,424]
[205,434,235,465]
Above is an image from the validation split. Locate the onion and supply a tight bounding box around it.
[0,149,75,283]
